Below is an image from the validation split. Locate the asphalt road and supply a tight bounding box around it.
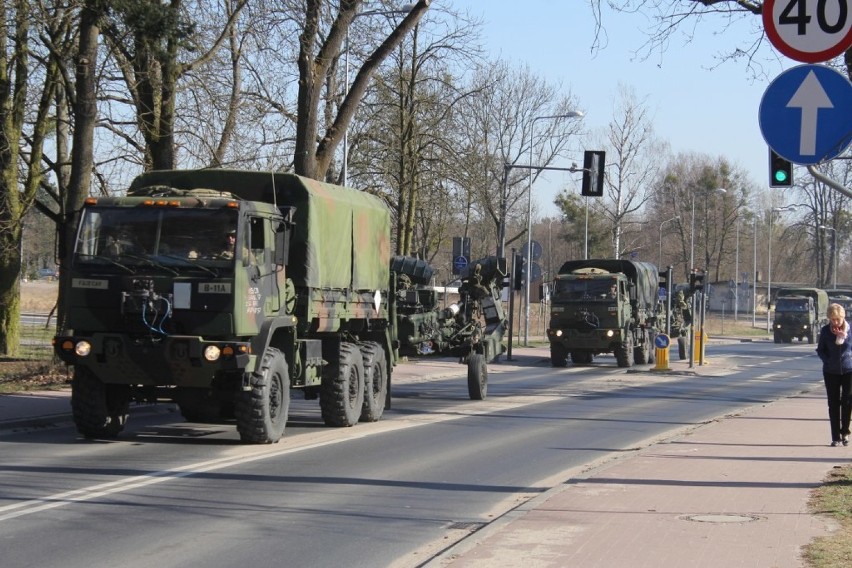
[0,341,820,568]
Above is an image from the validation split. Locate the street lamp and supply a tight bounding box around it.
[523,111,584,346]
[658,215,679,267]
[690,188,726,273]
[768,205,798,331]
[342,4,415,186]
[819,225,838,289]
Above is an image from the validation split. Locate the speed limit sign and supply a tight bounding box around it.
[763,0,852,63]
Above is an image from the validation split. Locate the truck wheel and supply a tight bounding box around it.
[550,344,568,367]
[468,353,487,400]
[773,331,781,344]
[235,347,290,444]
[359,342,387,422]
[647,333,656,364]
[634,339,649,365]
[677,336,687,360]
[320,342,365,427]
[615,340,634,368]
[71,366,130,439]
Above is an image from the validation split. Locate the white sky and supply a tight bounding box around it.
[448,0,792,217]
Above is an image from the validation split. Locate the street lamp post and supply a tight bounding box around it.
[523,111,583,346]
[658,215,679,267]
[768,205,797,332]
[342,4,415,186]
[734,218,740,321]
[752,215,757,327]
[819,225,838,289]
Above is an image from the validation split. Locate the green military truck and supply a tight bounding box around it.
[828,289,852,324]
[773,287,829,344]
[54,169,396,444]
[547,259,662,368]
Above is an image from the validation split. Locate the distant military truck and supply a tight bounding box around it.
[54,170,396,444]
[391,255,508,399]
[773,287,829,344]
[547,259,662,368]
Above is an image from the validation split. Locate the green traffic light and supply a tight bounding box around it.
[774,169,789,183]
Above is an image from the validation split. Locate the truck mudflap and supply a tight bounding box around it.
[54,333,252,387]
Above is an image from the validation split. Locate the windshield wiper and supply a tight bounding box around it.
[158,254,218,277]
[120,253,180,276]
[75,253,136,274]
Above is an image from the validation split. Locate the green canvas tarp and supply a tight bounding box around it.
[130,169,391,292]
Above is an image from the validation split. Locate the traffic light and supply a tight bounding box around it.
[513,257,526,290]
[689,269,705,292]
[581,150,605,197]
[769,148,793,187]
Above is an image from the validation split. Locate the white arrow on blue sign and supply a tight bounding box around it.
[759,64,852,165]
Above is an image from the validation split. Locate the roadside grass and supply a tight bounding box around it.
[804,465,852,567]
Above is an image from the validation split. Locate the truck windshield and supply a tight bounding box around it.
[74,207,239,273]
[553,279,618,300]
[776,298,808,312]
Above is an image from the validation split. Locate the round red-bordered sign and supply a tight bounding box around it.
[763,0,852,63]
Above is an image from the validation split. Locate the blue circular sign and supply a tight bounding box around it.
[453,256,468,271]
[654,334,670,349]
[759,64,852,165]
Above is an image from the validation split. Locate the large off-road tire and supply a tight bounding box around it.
[71,366,130,439]
[550,343,568,367]
[235,347,290,444]
[634,334,650,365]
[774,331,781,344]
[467,353,488,400]
[647,332,656,364]
[320,342,365,427]
[359,341,388,422]
[677,336,687,360]
[614,339,634,368]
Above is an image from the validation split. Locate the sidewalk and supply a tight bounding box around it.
[1,344,843,568]
[426,361,839,567]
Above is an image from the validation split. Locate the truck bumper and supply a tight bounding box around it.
[546,327,621,352]
[54,333,252,387]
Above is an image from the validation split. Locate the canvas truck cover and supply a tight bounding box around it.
[556,259,659,308]
[776,287,829,316]
[130,169,391,292]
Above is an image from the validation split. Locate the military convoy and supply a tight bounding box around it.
[54,169,846,445]
[773,287,829,343]
[55,170,396,444]
[546,259,662,368]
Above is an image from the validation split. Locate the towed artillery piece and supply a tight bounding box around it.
[390,255,508,400]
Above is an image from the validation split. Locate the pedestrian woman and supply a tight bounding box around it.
[816,303,852,446]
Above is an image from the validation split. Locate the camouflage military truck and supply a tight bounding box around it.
[773,287,829,344]
[54,169,395,444]
[547,259,662,368]
[391,255,508,399]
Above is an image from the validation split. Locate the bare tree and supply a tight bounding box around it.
[592,85,661,258]
[0,0,63,355]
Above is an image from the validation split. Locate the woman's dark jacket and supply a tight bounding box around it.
[816,324,852,374]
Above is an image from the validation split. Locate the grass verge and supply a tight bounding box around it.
[804,465,852,567]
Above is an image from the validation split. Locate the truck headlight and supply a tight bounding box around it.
[606,330,615,338]
[75,341,92,357]
[555,329,563,337]
[203,345,221,361]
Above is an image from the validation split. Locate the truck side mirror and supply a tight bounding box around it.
[274,225,289,266]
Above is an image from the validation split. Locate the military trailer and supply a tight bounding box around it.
[391,255,508,399]
[773,287,829,344]
[54,169,395,444]
[547,259,661,368]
